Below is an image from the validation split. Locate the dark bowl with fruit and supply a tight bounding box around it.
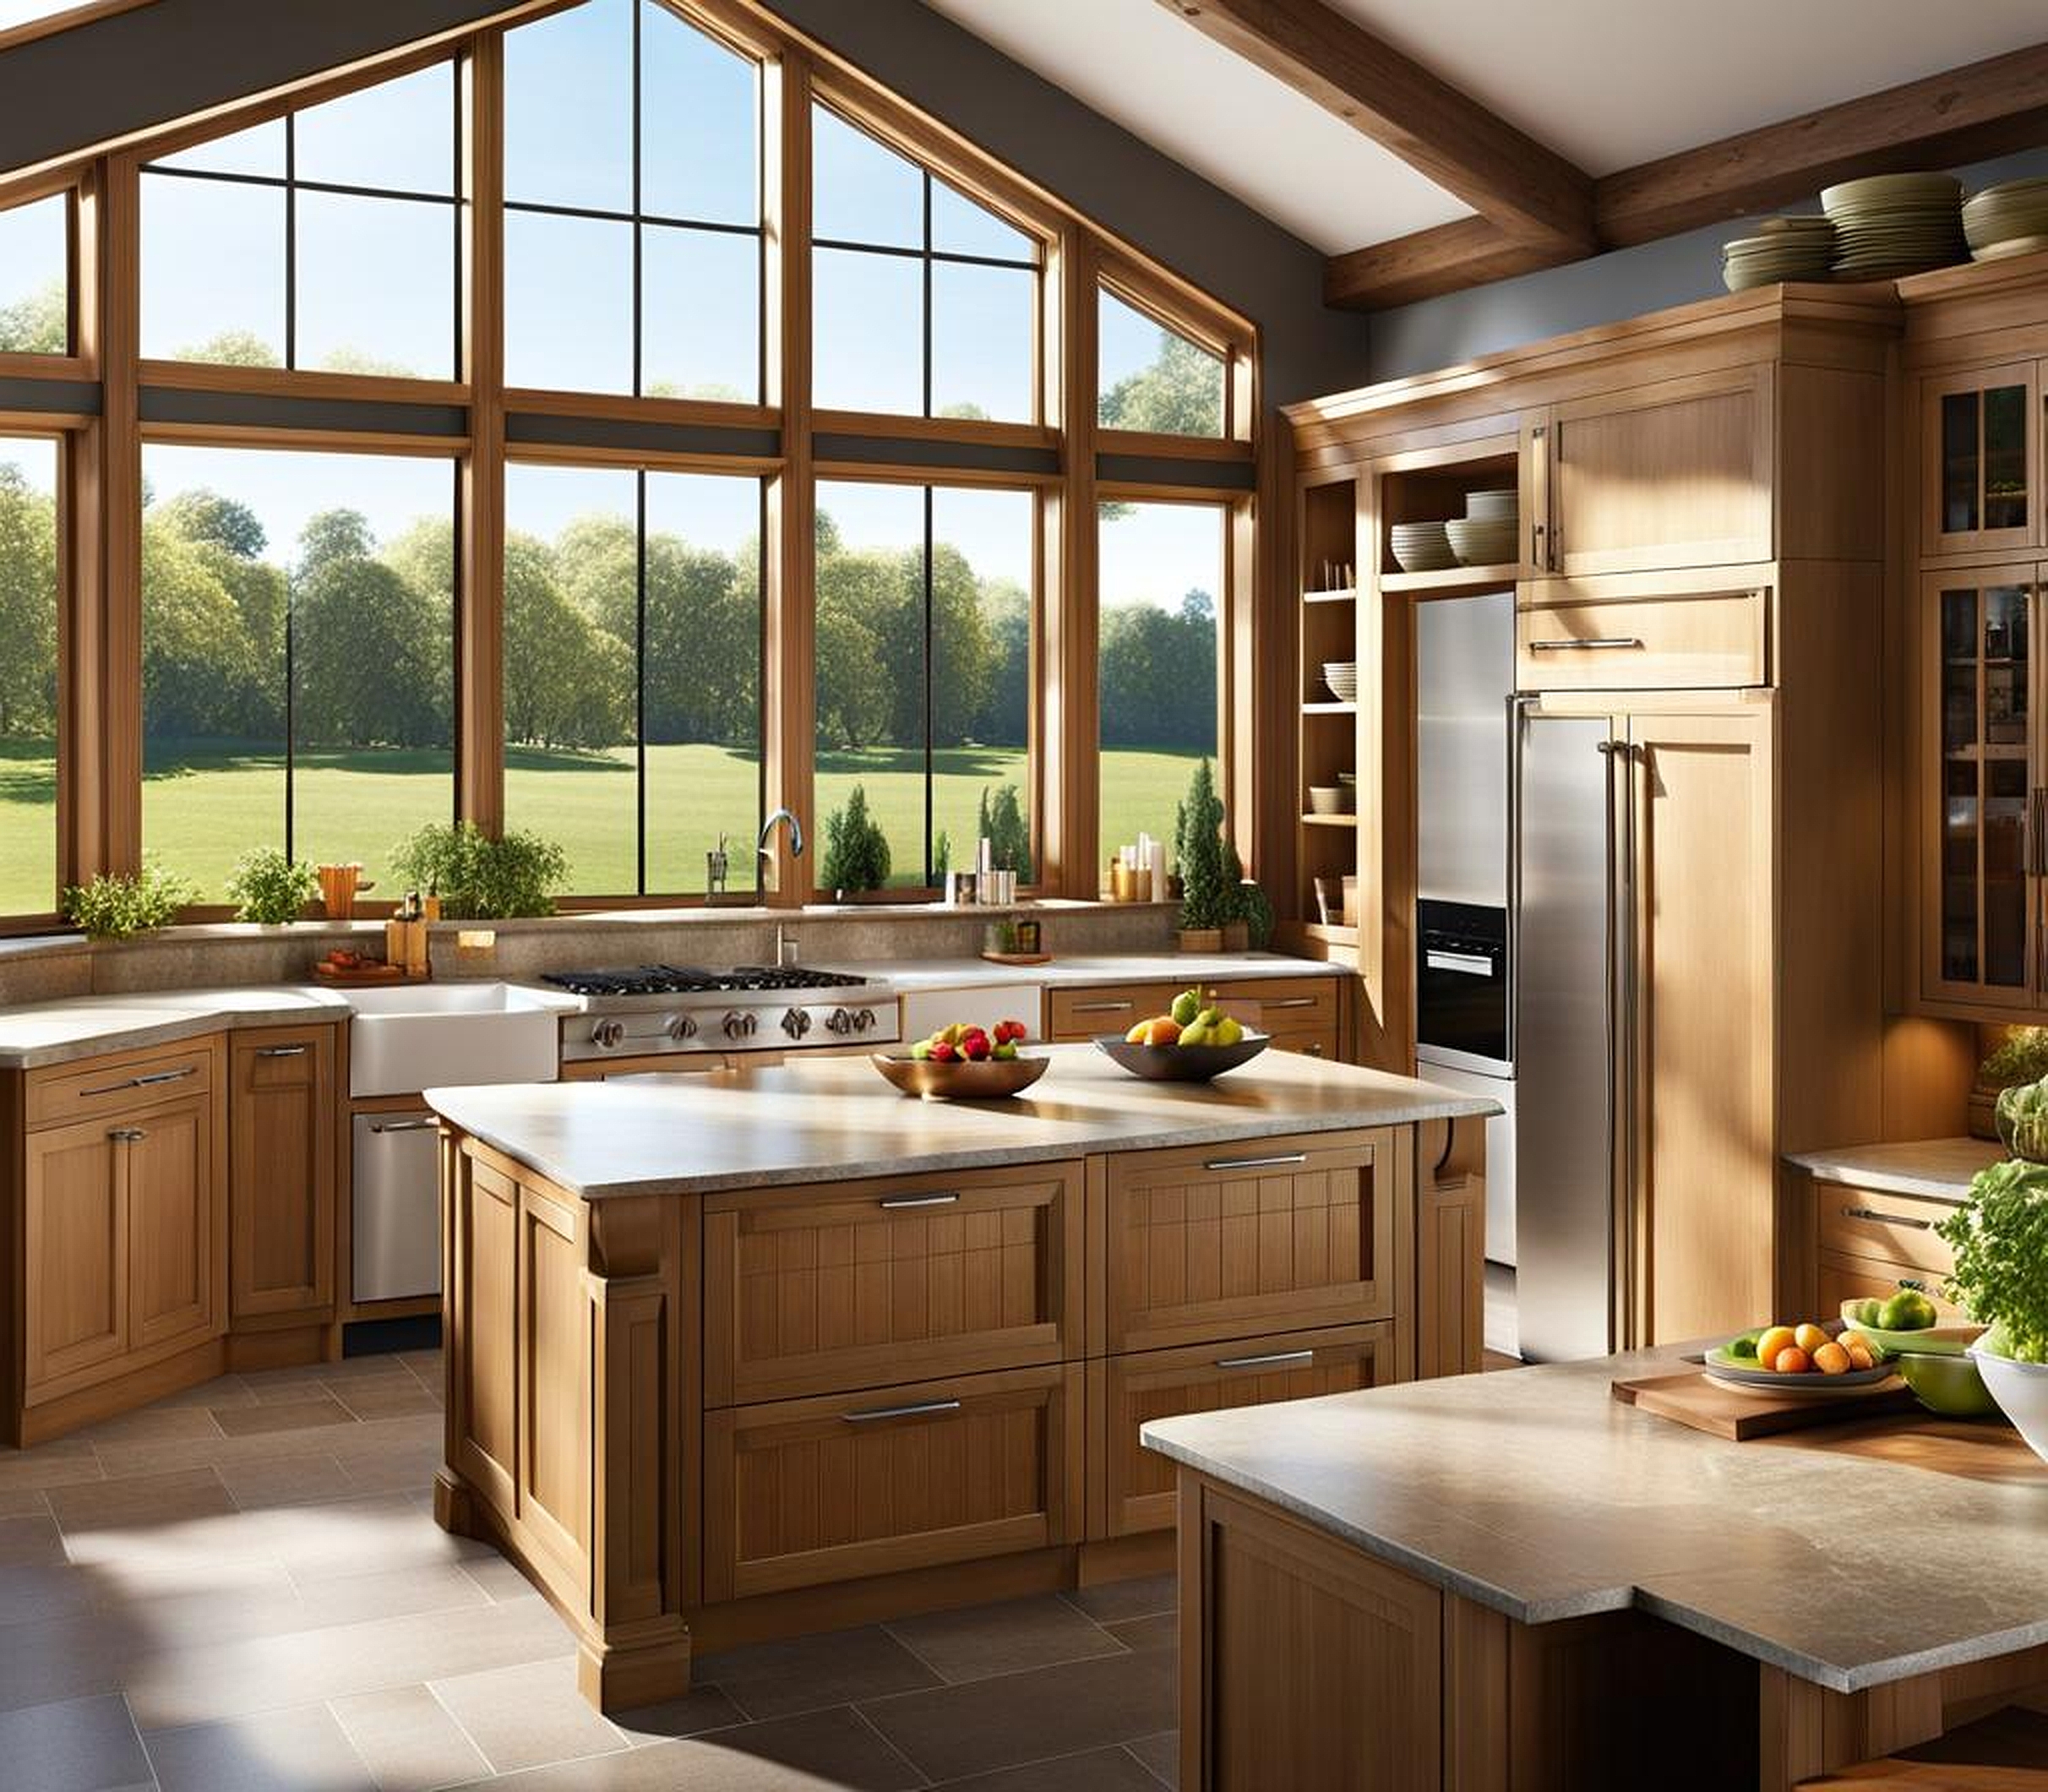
[1094,987,1272,1082]
[873,1019,1047,1100]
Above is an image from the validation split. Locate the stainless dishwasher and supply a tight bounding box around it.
[352,1113,443,1302]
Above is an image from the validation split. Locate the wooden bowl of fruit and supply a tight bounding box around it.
[874,1020,1046,1100]
[1702,1321,1900,1397]
[1094,988,1270,1082]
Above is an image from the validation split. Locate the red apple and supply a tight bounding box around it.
[929,1040,956,1063]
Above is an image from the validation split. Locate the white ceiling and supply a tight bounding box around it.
[922,0,1473,254]
[924,0,2048,252]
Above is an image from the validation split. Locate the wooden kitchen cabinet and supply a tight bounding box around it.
[1523,366,1774,577]
[1920,362,2039,559]
[702,1363,1083,1601]
[1046,981,1178,1040]
[1516,571,1768,694]
[1089,1321,1392,1539]
[1098,1127,1399,1355]
[1049,976,1341,1058]
[702,1159,1085,1406]
[229,1024,336,1328]
[15,1038,227,1431]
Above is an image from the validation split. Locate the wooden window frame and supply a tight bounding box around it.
[0,0,1265,924]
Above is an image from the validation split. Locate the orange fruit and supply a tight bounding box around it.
[1756,1326,1795,1370]
[1811,1341,1851,1375]
[1773,1346,1811,1375]
[1143,1017,1182,1047]
[1794,1322,1830,1356]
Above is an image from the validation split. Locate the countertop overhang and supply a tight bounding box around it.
[425,1044,1497,1200]
[1142,1348,2048,1693]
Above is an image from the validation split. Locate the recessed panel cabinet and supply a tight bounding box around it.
[1922,363,2039,558]
[228,1026,336,1326]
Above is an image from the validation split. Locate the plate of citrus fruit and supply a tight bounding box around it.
[1702,1321,1900,1397]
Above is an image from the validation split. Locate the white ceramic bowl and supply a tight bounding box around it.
[1968,1342,2048,1464]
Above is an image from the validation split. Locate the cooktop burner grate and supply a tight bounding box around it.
[541,963,870,998]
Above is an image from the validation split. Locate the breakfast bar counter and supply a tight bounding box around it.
[422,1045,1496,1711]
[1143,1348,2048,1789]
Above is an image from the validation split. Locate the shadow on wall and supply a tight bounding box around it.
[1365,144,2048,385]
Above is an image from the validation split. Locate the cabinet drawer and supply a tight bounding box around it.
[703,1363,1082,1601]
[703,1161,1086,1406]
[1100,1128,1400,1354]
[1047,982,1178,1041]
[1815,1185,1957,1279]
[1517,587,1766,691]
[1203,978,1338,1058]
[1091,1322,1392,1539]
[27,1039,217,1131]
[1817,1250,1964,1322]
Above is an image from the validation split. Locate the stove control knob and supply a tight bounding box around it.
[665,1014,699,1042]
[781,1007,812,1040]
[590,1018,626,1051]
[853,1007,877,1032]
[825,1007,854,1035]
[722,1010,757,1040]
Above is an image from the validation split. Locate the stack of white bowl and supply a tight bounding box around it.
[1822,173,1965,281]
[1964,178,2048,263]
[1446,487,1517,568]
[1389,520,1455,573]
[1321,661,1359,703]
[1720,215,1836,291]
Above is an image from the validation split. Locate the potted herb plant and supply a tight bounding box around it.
[62,860,196,942]
[1941,1149,2048,1462]
[389,821,568,920]
[820,785,891,900]
[225,847,320,925]
[1974,1027,2048,1141]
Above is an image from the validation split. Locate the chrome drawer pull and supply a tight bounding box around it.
[1204,1152,1309,1172]
[1840,1204,1934,1231]
[1215,1349,1315,1371]
[106,1126,145,1143]
[255,1044,308,1059]
[81,1065,196,1097]
[369,1117,439,1135]
[1070,999,1132,1013]
[841,1397,962,1424]
[1266,996,1320,1010]
[880,1192,959,1211]
[1527,637,1643,652]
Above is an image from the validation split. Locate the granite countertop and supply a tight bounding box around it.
[425,1043,1494,1200]
[0,986,353,1070]
[854,951,1340,994]
[1142,1348,2048,1693]
[1784,1137,2002,1206]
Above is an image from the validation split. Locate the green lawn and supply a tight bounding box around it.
[0,738,1205,911]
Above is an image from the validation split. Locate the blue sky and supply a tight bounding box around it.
[115,0,1224,614]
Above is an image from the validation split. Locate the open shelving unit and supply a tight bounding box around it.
[1295,474,1364,948]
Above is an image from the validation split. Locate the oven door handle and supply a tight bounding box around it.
[1424,950,1496,977]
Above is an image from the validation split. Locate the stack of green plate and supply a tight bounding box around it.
[1721,215,1835,291]
[1822,172,1965,280]
[1964,177,2048,263]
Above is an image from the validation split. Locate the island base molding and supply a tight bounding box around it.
[1175,1468,2048,1791]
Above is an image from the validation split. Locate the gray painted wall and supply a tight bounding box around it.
[1367,144,2048,385]
[0,0,1369,409]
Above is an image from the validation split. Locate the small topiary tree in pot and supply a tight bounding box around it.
[820,785,892,898]
[1174,758,1229,950]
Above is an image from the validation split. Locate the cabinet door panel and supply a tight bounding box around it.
[1103,1129,1398,1354]
[1047,983,1179,1042]
[1093,1323,1392,1539]
[703,1364,1081,1600]
[230,1027,335,1323]
[1201,978,1339,1058]
[1922,364,2040,558]
[127,1097,216,1354]
[1626,710,1773,1348]
[704,1162,1083,1407]
[24,1120,127,1391]
[1550,370,1773,575]
[1817,1250,1965,1324]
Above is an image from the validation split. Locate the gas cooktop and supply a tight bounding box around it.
[542,963,871,998]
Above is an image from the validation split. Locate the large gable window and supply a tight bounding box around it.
[141,65,461,378]
[811,105,1040,423]
[1098,283,1227,439]
[504,0,762,400]
[0,194,70,355]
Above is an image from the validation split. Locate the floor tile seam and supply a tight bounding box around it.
[116,1690,165,1792]
[876,1611,1137,1686]
[845,1698,937,1789]
[137,1693,381,1783]
[419,1659,638,1780]
[1121,1737,1174,1789]
[327,1682,485,1792]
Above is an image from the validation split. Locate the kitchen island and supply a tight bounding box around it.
[423,1044,1495,1709]
[1144,1348,2048,1790]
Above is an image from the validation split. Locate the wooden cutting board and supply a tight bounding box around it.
[1613,1369,1920,1440]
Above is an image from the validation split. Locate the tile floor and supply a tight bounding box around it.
[0,1349,1179,1790]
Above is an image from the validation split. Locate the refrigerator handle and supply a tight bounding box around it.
[1506,694,1540,1066]
[1597,733,1634,1351]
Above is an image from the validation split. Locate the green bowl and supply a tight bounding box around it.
[1897,1351,2002,1419]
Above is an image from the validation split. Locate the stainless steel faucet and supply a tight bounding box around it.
[758,808,805,894]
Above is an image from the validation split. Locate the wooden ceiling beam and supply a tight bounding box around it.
[1324,215,1581,311]
[1153,0,1594,251]
[1595,39,2048,248]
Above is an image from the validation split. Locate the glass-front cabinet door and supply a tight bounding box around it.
[1925,569,2038,1007]
[1924,364,2039,558]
